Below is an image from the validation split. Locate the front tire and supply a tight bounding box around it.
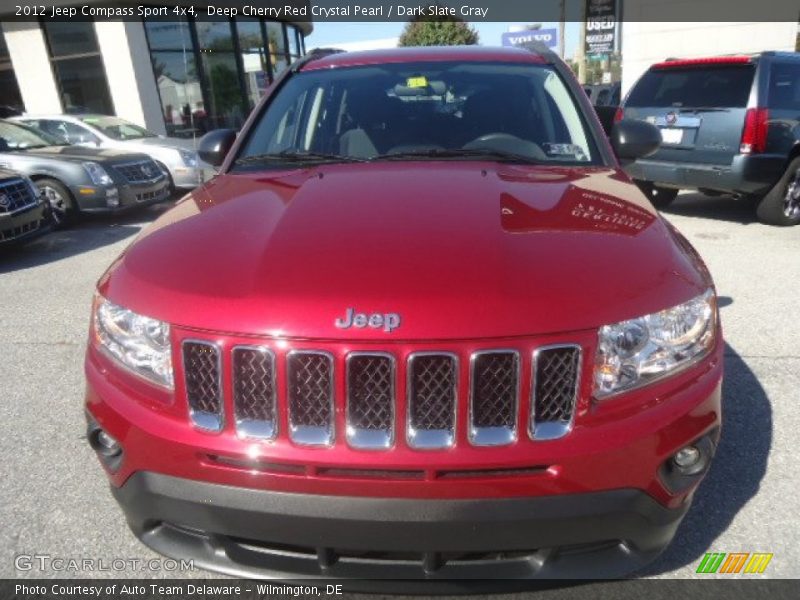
[37,178,75,228]
[635,180,679,209]
[756,157,800,226]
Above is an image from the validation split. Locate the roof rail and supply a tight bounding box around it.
[291,48,345,72]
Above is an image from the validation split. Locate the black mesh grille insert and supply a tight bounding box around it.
[182,341,221,416]
[409,354,456,432]
[533,346,581,425]
[471,352,518,429]
[287,352,333,430]
[232,347,276,425]
[347,354,393,431]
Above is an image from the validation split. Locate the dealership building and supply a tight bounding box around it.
[0,1,311,136]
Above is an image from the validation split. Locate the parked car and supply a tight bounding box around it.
[12,114,214,190]
[620,52,800,225]
[0,168,50,246]
[85,46,722,584]
[0,120,171,226]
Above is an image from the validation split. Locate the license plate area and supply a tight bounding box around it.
[659,127,684,145]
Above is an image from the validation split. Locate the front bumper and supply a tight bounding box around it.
[0,203,50,245]
[74,178,172,213]
[170,165,215,189]
[113,472,690,584]
[85,329,722,581]
[625,154,785,195]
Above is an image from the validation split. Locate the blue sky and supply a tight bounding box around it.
[308,21,582,58]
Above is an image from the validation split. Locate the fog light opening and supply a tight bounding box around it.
[105,188,120,208]
[89,426,121,457]
[673,446,701,469]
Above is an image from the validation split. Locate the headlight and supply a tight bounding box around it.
[24,177,40,200]
[93,295,173,389]
[594,289,717,397]
[83,162,113,186]
[178,148,198,168]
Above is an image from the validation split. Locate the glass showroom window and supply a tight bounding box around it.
[237,18,270,110]
[41,21,114,114]
[265,21,289,77]
[0,30,25,116]
[196,20,247,130]
[144,19,206,137]
[287,25,302,61]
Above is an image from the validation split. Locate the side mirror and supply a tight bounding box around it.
[198,128,237,167]
[610,119,661,161]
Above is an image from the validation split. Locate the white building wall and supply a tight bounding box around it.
[0,21,61,114]
[94,21,166,134]
[622,21,797,95]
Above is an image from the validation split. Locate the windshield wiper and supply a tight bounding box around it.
[234,150,368,166]
[370,148,543,164]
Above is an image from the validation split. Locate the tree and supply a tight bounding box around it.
[399,19,479,47]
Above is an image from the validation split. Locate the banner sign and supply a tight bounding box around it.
[585,0,617,55]
[501,28,558,49]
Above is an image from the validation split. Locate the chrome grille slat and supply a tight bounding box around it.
[469,351,519,446]
[346,353,394,449]
[182,340,223,432]
[407,353,457,449]
[0,178,38,214]
[287,351,334,446]
[232,346,277,440]
[531,345,582,441]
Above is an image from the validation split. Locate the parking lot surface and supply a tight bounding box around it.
[0,192,798,581]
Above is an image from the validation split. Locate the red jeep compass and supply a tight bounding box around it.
[84,46,722,583]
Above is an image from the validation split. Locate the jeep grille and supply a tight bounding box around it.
[179,340,583,448]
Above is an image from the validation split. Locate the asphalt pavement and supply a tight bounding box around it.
[0,191,797,585]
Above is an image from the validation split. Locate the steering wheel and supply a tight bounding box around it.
[464,133,547,160]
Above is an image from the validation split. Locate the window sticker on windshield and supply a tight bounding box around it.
[406,76,428,88]
[543,143,587,160]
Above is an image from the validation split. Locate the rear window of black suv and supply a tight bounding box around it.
[627,64,755,108]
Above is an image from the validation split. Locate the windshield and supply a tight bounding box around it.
[626,65,755,108]
[80,116,157,141]
[235,61,598,169]
[0,120,62,150]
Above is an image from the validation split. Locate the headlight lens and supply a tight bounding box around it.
[24,177,41,200]
[83,162,113,186]
[178,148,198,168]
[594,289,717,397]
[93,296,173,389]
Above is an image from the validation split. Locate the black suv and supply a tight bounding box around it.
[621,52,800,226]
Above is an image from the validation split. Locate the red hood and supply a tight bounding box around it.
[99,163,708,340]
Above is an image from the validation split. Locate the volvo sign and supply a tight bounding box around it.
[501,28,558,49]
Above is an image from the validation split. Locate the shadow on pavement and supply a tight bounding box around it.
[662,193,760,225]
[642,340,772,575]
[0,201,172,274]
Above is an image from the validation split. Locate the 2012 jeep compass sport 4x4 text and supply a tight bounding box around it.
[85,47,722,584]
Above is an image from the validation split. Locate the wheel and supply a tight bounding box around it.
[37,178,75,228]
[756,156,800,226]
[634,180,679,209]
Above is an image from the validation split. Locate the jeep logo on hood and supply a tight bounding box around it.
[335,308,401,333]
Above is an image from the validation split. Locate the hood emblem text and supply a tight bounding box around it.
[335,308,401,333]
